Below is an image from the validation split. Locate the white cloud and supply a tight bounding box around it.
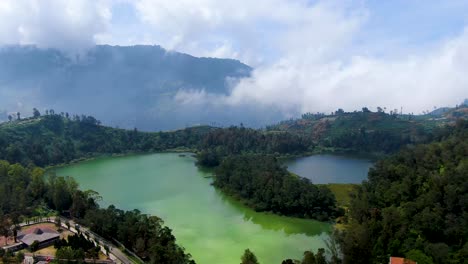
[0,0,111,52]
[132,0,366,65]
[219,27,468,115]
[0,0,466,116]
[164,1,467,115]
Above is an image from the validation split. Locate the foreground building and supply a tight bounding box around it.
[17,228,60,249]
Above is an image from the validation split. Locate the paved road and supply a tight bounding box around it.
[16,217,137,264]
[64,218,135,264]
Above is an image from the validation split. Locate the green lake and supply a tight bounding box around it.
[54,153,343,264]
[285,154,373,184]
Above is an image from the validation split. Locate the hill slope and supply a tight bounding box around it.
[0,114,212,166]
[266,106,468,154]
[0,45,252,130]
[340,120,468,264]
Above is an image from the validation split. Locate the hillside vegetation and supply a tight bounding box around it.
[267,105,467,155]
[214,155,342,220]
[338,120,468,264]
[0,161,194,263]
[0,113,212,166]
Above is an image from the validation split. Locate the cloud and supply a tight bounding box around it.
[133,0,365,65]
[0,0,467,117]
[167,1,468,115]
[0,0,111,52]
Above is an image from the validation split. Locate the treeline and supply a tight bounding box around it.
[267,109,438,154]
[82,207,193,263]
[197,126,311,167]
[54,233,101,261]
[337,120,468,264]
[0,114,211,167]
[240,247,337,264]
[0,161,195,264]
[214,155,341,221]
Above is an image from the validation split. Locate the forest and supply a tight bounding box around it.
[214,155,341,220]
[196,126,311,167]
[0,112,212,167]
[0,161,194,264]
[337,120,468,264]
[266,107,468,154]
[1,109,467,264]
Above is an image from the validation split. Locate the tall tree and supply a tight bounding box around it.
[241,249,259,264]
[33,108,41,118]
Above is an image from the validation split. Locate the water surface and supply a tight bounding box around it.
[55,153,330,264]
[285,155,373,184]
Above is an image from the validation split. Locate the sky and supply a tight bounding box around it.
[0,0,467,115]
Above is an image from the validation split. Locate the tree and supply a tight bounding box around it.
[55,217,62,229]
[30,240,40,252]
[0,217,10,245]
[16,112,20,120]
[315,248,327,264]
[302,251,316,264]
[7,115,12,122]
[16,251,25,263]
[33,108,41,118]
[405,250,433,264]
[241,249,259,264]
[12,224,20,243]
[56,246,81,261]
[362,107,371,113]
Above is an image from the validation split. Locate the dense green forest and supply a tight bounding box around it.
[196,126,311,167]
[267,106,468,154]
[0,161,194,264]
[1,108,467,264]
[337,120,468,264]
[214,155,341,220]
[0,112,212,166]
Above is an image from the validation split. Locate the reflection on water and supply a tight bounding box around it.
[55,153,331,264]
[216,189,331,236]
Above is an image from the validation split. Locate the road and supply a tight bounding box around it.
[16,217,137,264]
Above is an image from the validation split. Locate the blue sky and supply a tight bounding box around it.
[0,0,467,114]
[99,0,468,64]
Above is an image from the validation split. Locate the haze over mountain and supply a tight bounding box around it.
[1,1,467,130]
[0,45,282,130]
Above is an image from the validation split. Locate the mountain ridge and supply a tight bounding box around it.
[0,44,253,131]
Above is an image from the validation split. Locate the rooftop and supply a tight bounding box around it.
[389,257,417,264]
[18,227,60,246]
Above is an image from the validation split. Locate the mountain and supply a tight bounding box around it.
[0,45,255,130]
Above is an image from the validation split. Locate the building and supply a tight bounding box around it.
[389,257,417,264]
[17,228,60,249]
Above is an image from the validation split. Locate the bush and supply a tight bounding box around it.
[30,240,40,252]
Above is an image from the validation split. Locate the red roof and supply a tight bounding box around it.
[390,257,416,264]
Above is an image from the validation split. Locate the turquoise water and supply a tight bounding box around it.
[55,153,331,264]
